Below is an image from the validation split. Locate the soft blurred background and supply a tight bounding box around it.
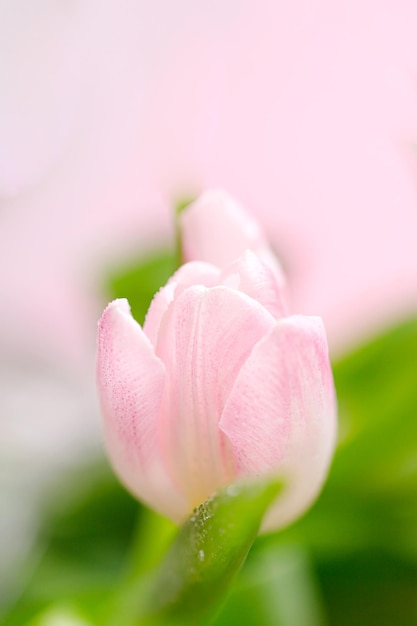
[1,1,417,624]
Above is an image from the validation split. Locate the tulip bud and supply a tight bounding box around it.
[179,189,284,280]
[97,248,336,532]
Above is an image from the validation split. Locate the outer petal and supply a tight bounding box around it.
[219,315,337,532]
[156,286,275,509]
[97,299,186,520]
[179,189,285,280]
[143,261,220,347]
[220,250,289,319]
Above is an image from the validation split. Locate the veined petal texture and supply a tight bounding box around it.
[155,285,275,509]
[220,315,336,531]
[97,299,186,520]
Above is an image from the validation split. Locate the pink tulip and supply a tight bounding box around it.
[97,249,336,531]
[180,189,285,278]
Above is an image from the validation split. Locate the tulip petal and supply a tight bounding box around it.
[219,315,336,531]
[156,285,275,509]
[220,250,289,319]
[144,261,220,347]
[180,190,283,275]
[170,260,221,290]
[97,299,186,520]
[143,282,176,348]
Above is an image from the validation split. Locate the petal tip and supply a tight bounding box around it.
[98,298,131,325]
[107,297,131,315]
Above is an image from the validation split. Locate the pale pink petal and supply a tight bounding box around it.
[220,250,289,319]
[144,261,220,347]
[167,260,221,297]
[156,285,275,509]
[220,315,337,531]
[143,282,176,348]
[97,298,186,520]
[180,189,284,278]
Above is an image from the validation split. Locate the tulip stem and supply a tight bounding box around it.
[174,195,195,269]
[103,507,176,626]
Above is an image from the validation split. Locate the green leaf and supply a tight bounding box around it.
[136,479,282,626]
[212,543,326,626]
[332,317,417,490]
[105,196,196,317]
[105,249,176,325]
[317,550,417,626]
[174,195,195,267]
[174,195,196,217]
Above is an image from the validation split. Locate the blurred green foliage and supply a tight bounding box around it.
[106,250,176,326]
[2,250,417,625]
[1,463,139,626]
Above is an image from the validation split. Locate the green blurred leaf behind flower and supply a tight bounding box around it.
[106,249,175,326]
